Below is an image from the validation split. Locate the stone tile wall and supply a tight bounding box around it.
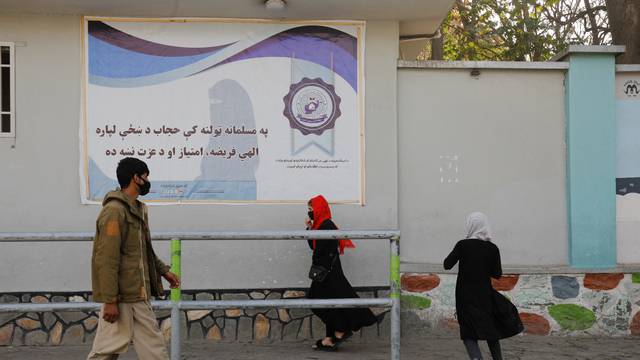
[2,273,638,347]
[400,273,640,336]
[0,288,390,346]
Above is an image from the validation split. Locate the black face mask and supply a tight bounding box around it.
[308,211,314,220]
[138,178,151,196]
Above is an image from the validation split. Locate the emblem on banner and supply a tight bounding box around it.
[283,78,342,135]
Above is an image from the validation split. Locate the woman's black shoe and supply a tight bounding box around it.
[313,339,338,351]
[333,330,353,344]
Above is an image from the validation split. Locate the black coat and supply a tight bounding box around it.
[308,219,377,335]
[444,239,522,340]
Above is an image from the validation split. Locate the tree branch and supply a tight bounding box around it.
[545,5,607,25]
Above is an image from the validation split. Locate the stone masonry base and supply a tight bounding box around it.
[400,272,640,337]
[0,288,390,347]
[2,272,640,347]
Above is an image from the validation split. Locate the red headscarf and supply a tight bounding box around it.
[309,195,355,254]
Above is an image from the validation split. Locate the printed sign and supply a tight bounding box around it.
[81,17,365,204]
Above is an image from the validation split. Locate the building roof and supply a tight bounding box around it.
[0,0,455,36]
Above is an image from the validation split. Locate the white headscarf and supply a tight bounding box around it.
[465,212,493,241]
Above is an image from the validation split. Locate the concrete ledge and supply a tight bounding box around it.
[551,45,626,62]
[398,59,569,70]
[400,262,640,274]
[617,64,640,73]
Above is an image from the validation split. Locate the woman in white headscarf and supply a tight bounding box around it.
[444,212,522,360]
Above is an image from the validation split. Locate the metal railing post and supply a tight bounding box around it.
[170,238,181,360]
[390,235,401,360]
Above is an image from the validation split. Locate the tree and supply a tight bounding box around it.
[440,0,511,60]
[431,34,444,60]
[606,0,640,63]
[438,0,615,61]
[543,0,609,46]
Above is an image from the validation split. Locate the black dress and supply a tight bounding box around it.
[308,219,377,337]
[444,239,516,340]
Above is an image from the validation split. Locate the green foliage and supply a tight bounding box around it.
[439,0,610,61]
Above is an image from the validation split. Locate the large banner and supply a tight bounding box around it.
[81,17,365,204]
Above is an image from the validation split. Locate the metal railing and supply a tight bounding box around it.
[0,230,401,360]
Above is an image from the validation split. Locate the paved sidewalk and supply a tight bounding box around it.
[1,335,639,359]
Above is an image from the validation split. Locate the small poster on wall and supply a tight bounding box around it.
[615,72,640,263]
[616,73,640,195]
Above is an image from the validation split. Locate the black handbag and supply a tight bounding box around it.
[492,289,524,338]
[308,254,337,282]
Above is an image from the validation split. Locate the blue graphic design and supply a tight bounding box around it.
[89,35,221,78]
[87,22,358,90]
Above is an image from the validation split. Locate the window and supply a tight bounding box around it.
[0,42,15,137]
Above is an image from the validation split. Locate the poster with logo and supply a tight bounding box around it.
[81,17,365,204]
[615,72,640,263]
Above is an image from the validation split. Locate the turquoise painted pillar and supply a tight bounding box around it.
[559,46,625,268]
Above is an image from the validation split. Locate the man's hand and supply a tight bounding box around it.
[103,302,119,323]
[163,271,181,289]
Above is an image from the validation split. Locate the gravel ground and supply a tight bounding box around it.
[1,335,639,359]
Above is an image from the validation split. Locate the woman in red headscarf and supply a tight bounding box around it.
[306,195,377,351]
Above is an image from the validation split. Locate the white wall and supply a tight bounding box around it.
[0,15,399,291]
[398,68,568,266]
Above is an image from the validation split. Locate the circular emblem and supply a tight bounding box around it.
[624,80,640,98]
[283,78,342,135]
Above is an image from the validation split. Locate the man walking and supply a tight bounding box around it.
[88,157,180,359]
